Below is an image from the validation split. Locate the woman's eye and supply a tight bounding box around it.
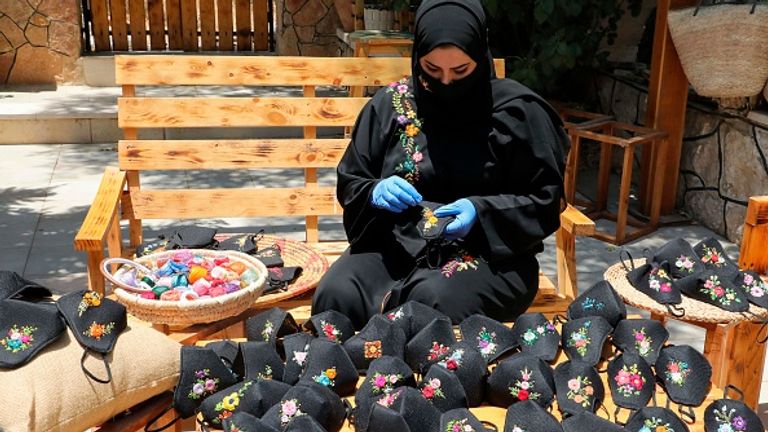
[454,67,468,74]
[425,64,439,72]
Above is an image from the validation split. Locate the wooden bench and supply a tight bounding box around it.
[74,55,594,342]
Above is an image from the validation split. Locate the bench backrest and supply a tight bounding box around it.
[116,55,505,246]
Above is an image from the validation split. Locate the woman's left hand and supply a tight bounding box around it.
[434,198,477,240]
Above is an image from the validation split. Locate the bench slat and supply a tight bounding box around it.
[129,187,341,219]
[119,139,348,170]
[118,97,369,128]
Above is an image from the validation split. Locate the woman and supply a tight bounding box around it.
[311,0,569,328]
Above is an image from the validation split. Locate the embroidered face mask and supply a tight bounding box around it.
[626,260,684,307]
[354,356,416,432]
[511,312,561,362]
[487,352,556,409]
[383,300,448,341]
[703,386,765,432]
[440,408,486,432]
[732,270,768,309]
[567,280,627,328]
[693,237,739,274]
[260,381,347,431]
[607,352,655,411]
[503,400,564,432]
[561,411,625,432]
[245,307,299,345]
[649,237,706,279]
[655,345,712,409]
[239,341,284,382]
[281,332,313,385]
[561,316,612,367]
[0,299,65,369]
[367,401,413,432]
[554,360,605,416]
[625,407,690,432]
[253,244,285,268]
[221,411,279,432]
[0,271,52,300]
[199,379,292,428]
[415,200,456,240]
[300,337,359,397]
[459,313,517,364]
[678,269,749,313]
[205,340,242,380]
[343,314,407,373]
[420,363,468,413]
[283,413,329,432]
[405,316,457,372]
[368,386,441,432]
[429,340,488,407]
[612,318,669,364]
[304,309,355,344]
[217,232,261,255]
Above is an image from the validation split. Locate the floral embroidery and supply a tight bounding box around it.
[279,398,305,426]
[508,368,540,401]
[476,327,497,359]
[613,363,646,397]
[261,320,273,342]
[387,308,405,321]
[214,381,253,424]
[83,321,115,340]
[1,325,36,352]
[365,340,383,359]
[445,418,475,432]
[377,389,402,407]
[581,297,605,311]
[421,207,439,235]
[387,79,423,184]
[313,367,337,387]
[427,341,450,362]
[712,404,748,432]
[320,320,341,342]
[257,364,273,380]
[421,377,445,400]
[567,320,592,357]
[700,275,741,306]
[520,322,557,346]
[78,291,102,316]
[437,348,464,371]
[188,369,220,400]
[741,273,767,298]
[227,422,244,432]
[292,343,309,367]
[370,372,403,395]
[441,251,479,278]
[632,328,653,357]
[648,267,673,293]
[566,376,594,408]
[639,417,675,432]
[675,255,696,274]
[700,245,728,267]
[664,360,691,386]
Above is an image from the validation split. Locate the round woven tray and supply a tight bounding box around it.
[108,250,267,326]
[604,259,768,324]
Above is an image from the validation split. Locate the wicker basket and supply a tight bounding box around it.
[667,2,768,98]
[101,250,267,326]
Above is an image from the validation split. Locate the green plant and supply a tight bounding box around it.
[482,0,643,98]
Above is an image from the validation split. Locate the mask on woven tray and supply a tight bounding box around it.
[606,352,655,414]
[383,300,449,341]
[704,386,765,432]
[416,200,455,240]
[299,337,360,396]
[503,400,563,432]
[568,280,627,328]
[678,268,749,313]
[353,356,416,432]
[612,318,669,364]
[367,386,441,432]
[649,237,706,279]
[510,312,560,362]
[344,314,407,373]
[261,380,347,432]
[56,289,127,383]
[0,270,52,300]
[731,269,768,309]
[428,340,488,406]
[305,309,356,344]
[419,363,469,412]
[265,266,302,293]
[626,406,690,432]
[626,260,685,315]
[561,316,612,366]
[655,344,712,421]
[486,352,556,409]
[693,237,739,275]
[459,313,517,364]
[254,244,285,268]
[199,379,292,428]
[554,360,605,416]
[222,412,279,432]
[217,232,261,255]
[405,316,457,372]
[245,307,299,345]
[0,299,65,369]
[562,411,625,432]
[439,408,487,432]
[136,225,218,257]
[238,341,285,382]
[281,331,313,385]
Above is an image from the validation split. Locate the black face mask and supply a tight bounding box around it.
[418,66,481,103]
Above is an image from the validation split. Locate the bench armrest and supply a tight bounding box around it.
[74,167,127,252]
[560,204,595,237]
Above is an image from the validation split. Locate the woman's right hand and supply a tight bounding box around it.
[370,176,422,213]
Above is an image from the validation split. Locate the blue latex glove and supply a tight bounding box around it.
[371,176,423,213]
[433,198,477,240]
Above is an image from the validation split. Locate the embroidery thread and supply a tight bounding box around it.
[581,297,605,311]
[83,321,115,340]
[320,320,341,342]
[370,372,403,395]
[365,340,383,359]
[261,320,273,342]
[613,363,646,397]
[313,367,337,387]
[78,291,102,316]
[476,327,498,359]
[441,251,480,278]
[214,381,253,424]
[279,398,305,426]
[445,418,475,432]
[257,364,273,380]
[632,328,654,357]
[700,275,741,306]
[377,389,402,408]
[640,417,675,432]
[649,267,673,293]
[437,348,464,371]
[508,368,540,401]
[712,404,748,432]
[741,273,766,298]
[387,308,404,321]
[421,377,445,401]
[421,207,439,235]
[386,79,423,184]
[674,255,696,274]
[567,321,592,357]
[664,360,691,386]
[520,322,557,346]
[188,369,220,400]
[427,341,450,362]
[1,325,36,353]
[700,245,728,267]
[566,376,594,408]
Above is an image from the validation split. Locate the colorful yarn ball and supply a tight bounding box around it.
[173,250,194,263]
[180,291,199,301]
[223,282,240,294]
[209,286,227,297]
[156,276,174,289]
[192,279,211,296]
[139,291,157,300]
[228,261,246,275]
[188,266,208,284]
[209,266,229,280]
[171,274,189,288]
[160,289,182,301]
[152,285,170,298]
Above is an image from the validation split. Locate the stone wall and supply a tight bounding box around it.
[275,0,342,56]
[0,0,82,85]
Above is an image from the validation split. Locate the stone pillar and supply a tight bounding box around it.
[0,0,82,85]
[276,0,343,56]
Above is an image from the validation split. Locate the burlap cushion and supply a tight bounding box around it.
[0,318,180,432]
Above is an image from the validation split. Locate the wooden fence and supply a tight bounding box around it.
[82,0,272,52]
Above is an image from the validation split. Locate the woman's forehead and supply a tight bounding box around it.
[421,45,474,66]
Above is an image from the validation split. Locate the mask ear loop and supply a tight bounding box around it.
[480,421,498,432]
[143,405,180,432]
[756,320,768,344]
[597,402,612,422]
[612,406,635,427]
[723,384,745,402]
[343,399,355,425]
[619,249,635,273]
[678,404,696,424]
[81,349,113,384]
[666,303,686,318]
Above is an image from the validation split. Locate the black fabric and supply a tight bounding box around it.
[199,379,292,428]
[405,316,457,372]
[439,408,486,432]
[678,269,749,313]
[222,411,279,432]
[655,345,712,407]
[504,400,563,432]
[205,340,242,380]
[385,300,449,341]
[354,356,416,432]
[266,266,303,294]
[369,386,441,432]
[693,237,739,275]
[553,360,605,416]
[612,318,669,365]
[416,200,454,240]
[0,300,64,369]
[173,346,239,419]
[254,244,285,268]
[429,340,487,406]
[561,316,612,366]
[486,352,555,409]
[733,270,768,309]
[420,363,468,412]
[343,314,407,372]
[261,381,347,432]
[0,271,52,300]
[567,280,627,328]
[704,396,765,432]
[511,312,560,362]
[281,332,313,385]
[284,414,329,432]
[627,260,683,305]
[155,225,218,251]
[239,341,285,382]
[625,407,690,432]
[217,233,260,254]
[606,352,654,410]
[366,402,412,432]
[459,313,517,364]
[245,307,299,345]
[305,309,356,344]
[561,411,625,432]
[649,238,705,279]
[300,337,360,396]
